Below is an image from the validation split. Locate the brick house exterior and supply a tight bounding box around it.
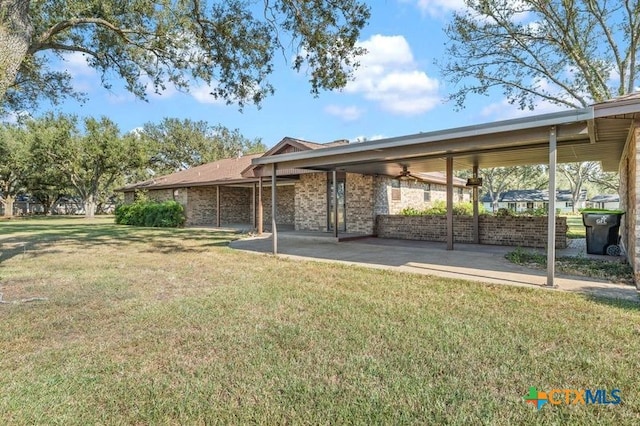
[619,123,640,283]
[123,137,470,233]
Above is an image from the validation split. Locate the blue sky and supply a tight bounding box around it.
[39,0,567,148]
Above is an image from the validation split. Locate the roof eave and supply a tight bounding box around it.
[251,107,595,166]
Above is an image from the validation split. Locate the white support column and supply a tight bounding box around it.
[547,126,557,287]
[473,163,479,244]
[446,156,454,250]
[333,170,338,238]
[252,183,256,230]
[272,163,278,255]
[258,177,263,235]
[216,185,221,227]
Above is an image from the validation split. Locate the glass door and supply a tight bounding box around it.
[327,173,346,232]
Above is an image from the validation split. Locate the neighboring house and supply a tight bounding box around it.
[481,189,587,213]
[122,137,470,233]
[588,194,620,210]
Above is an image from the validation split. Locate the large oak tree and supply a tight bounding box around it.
[29,114,146,218]
[0,0,370,112]
[442,1,632,202]
[441,0,640,110]
[139,118,266,176]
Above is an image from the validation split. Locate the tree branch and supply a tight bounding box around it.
[29,17,137,55]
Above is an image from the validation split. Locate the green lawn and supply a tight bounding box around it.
[0,217,638,424]
[565,215,586,239]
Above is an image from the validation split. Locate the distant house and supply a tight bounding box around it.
[481,189,588,213]
[588,194,620,210]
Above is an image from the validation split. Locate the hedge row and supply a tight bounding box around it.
[400,201,486,216]
[115,200,185,227]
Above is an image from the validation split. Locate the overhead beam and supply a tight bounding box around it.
[251,123,590,171]
[588,119,597,144]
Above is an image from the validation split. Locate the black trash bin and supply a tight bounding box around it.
[581,210,625,255]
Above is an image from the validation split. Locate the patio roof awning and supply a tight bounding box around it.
[252,97,640,174]
[252,94,640,288]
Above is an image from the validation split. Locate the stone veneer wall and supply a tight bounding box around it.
[133,185,294,227]
[619,124,639,286]
[257,184,295,227]
[219,187,252,224]
[124,191,135,204]
[374,176,470,215]
[294,172,376,234]
[295,173,328,231]
[185,186,217,225]
[146,189,175,203]
[345,173,375,234]
[376,215,568,249]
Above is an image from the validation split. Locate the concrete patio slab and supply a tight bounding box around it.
[229,234,639,303]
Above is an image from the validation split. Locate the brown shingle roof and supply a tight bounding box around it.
[241,137,349,177]
[123,153,263,190]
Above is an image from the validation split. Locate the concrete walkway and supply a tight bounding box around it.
[229,234,639,303]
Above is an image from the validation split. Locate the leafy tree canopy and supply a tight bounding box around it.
[0,0,370,113]
[27,113,146,217]
[441,0,640,110]
[138,118,266,176]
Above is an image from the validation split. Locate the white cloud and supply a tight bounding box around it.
[190,84,224,104]
[145,79,179,100]
[480,97,567,121]
[1,110,29,124]
[404,0,531,23]
[106,92,136,104]
[403,0,466,18]
[61,52,96,78]
[346,34,441,116]
[357,34,415,66]
[325,104,364,121]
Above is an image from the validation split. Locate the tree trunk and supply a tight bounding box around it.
[3,194,15,217]
[84,194,96,218]
[0,0,32,103]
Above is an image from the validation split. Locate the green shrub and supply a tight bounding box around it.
[399,207,423,216]
[496,208,515,217]
[454,202,486,215]
[398,200,484,216]
[424,200,447,215]
[115,200,185,227]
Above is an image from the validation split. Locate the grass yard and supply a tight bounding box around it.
[565,215,586,239]
[0,217,639,424]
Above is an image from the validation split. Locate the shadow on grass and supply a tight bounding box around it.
[579,291,640,311]
[0,219,241,264]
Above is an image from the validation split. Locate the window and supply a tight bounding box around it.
[526,202,534,209]
[508,202,517,211]
[391,179,401,201]
[423,184,431,202]
[566,201,573,208]
[457,187,464,201]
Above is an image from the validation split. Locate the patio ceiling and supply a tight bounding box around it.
[252,99,640,175]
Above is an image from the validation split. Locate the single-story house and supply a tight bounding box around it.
[588,194,620,210]
[122,137,471,233]
[481,189,587,213]
[123,94,640,288]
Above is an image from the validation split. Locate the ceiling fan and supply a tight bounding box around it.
[394,165,421,181]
